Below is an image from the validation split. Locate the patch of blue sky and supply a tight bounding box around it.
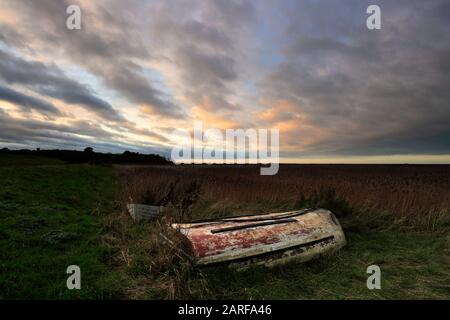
[244,80,258,97]
[260,53,284,67]
[138,67,174,98]
[0,41,26,58]
[253,2,286,67]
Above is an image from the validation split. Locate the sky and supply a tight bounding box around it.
[0,0,449,163]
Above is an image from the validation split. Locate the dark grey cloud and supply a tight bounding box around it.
[1,0,184,118]
[0,48,124,121]
[93,61,184,118]
[0,49,172,153]
[0,0,256,118]
[0,85,61,116]
[177,45,237,87]
[201,0,254,25]
[147,0,254,111]
[261,0,450,157]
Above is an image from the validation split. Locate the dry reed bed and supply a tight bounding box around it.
[116,164,450,228]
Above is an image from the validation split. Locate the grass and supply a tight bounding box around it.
[0,162,125,299]
[112,205,449,300]
[196,229,449,299]
[116,164,450,299]
[0,158,449,299]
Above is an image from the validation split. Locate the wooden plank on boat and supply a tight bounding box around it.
[169,208,346,268]
[127,203,164,221]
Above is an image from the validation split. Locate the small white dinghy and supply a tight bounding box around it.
[169,208,346,268]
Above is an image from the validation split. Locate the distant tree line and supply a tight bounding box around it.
[0,147,173,165]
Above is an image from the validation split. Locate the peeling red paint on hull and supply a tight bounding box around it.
[171,208,346,267]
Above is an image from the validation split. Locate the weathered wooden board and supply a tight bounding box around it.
[170,208,346,267]
[127,203,164,221]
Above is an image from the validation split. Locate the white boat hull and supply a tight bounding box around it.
[170,208,346,267]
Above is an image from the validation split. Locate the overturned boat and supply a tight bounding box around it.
[169,208,346,268]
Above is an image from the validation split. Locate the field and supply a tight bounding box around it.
[0,159,124,299]
[1,156,449,299]
[119,164,450,228]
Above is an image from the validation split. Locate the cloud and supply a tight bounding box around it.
[0,110,170,154]
[0,48,124,121]
[0,0,185,119]
[95,61,184,118]
[144,0,255,113]
[0,85,61,116]
[0,0,449,160]
[259,0,450,158]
